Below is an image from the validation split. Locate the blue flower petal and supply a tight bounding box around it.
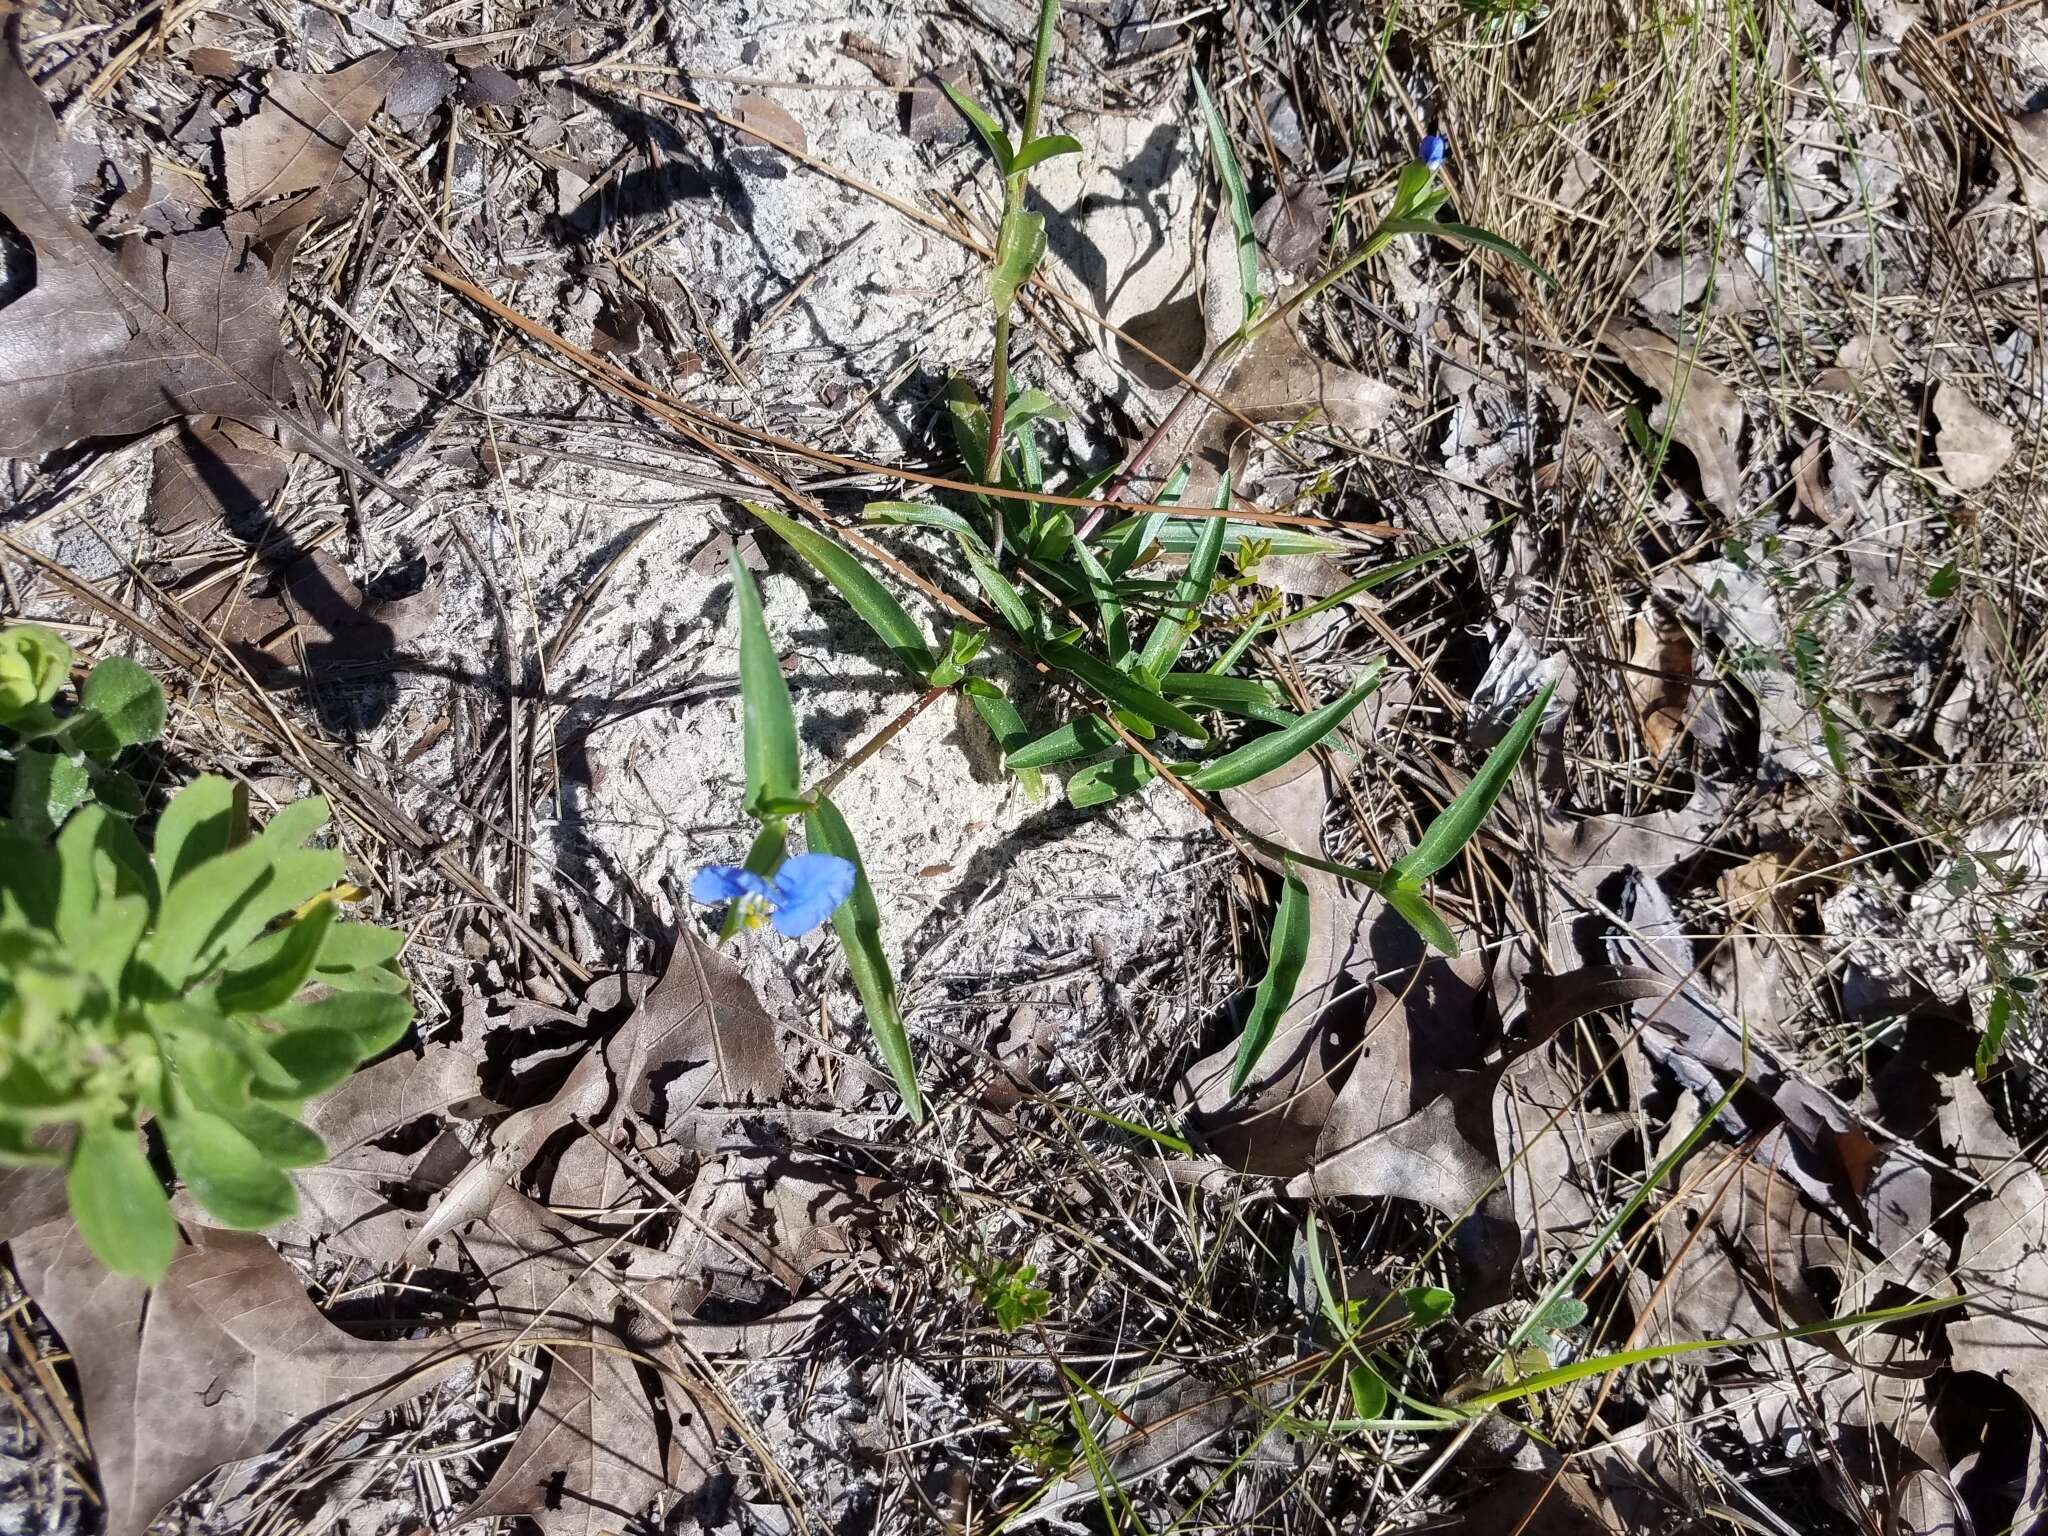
[1418,134,1449,170]
[766,853,856,937]
[691,865,772,904]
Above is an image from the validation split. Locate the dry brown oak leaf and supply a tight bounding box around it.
[0,42,354,474]
[11,1220,466,1536]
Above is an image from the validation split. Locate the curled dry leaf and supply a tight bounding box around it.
[10,1221,465,1536]
[1624,610,1693,763]
[1932,382,2014,494]
[1602,325,1745,515]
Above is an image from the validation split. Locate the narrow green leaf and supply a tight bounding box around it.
[1068,531,1129,665]
[1979,987,2014,1079]
[1383,882,1457,957]
[1388,681,1555,885]
[1066,754,1154,808]
[217,901,336,1015]
[71,657,165,753]
[1380,216,1555,285]
[1007,714,1122,771]
[991,207,1047,312]
[1192,70,1258,331]
[1009,133,1082,174]
[807,796,924,1123]
[728,550,802,819]
[966,684,1045,801]
[161,1104,298,1228]
[1183,662,1385,791]
[1131,517,1341,560]
[68,1123,173,1283]
[1041,640,1208,744]
[1136,476,1233,680]
[939,79,1015,173]
[1160,672,1294,726]
[746,502,937,677]
[1231,865,1310,1092]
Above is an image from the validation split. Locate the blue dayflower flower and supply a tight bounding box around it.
[1418,134,1449,170]
[691,853,856,937]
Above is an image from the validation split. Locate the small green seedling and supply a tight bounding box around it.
[964,1254,1052,1333]
[1,624,166,837]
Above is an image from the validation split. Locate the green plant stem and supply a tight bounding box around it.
[981,0,1062,485]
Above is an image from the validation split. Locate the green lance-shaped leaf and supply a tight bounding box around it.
[746,503,937,678]
[1135,477,1232,680]
[728,549,803,819]
[1066,754,1154,809]
[1378,216,1555,286]
[1067,529,1130,665]
[991,207,1048,313]
[1388,680,1555,886]
[1182,662,1386,791]
[1384,884,1457,958]
[864,501,1035,634]
[939,79,1016,173]
[1041,639,1209,744]
[1232,864,1312,1092]
[1006,714,1121,771]
[1192,70,1259,332]
[216,899,337,1015]
[964,681,1045,801]
[1009,134,1082,174]
[68,1122,175,1283]
[806,795,924,1123]
[1160,672,1293,727]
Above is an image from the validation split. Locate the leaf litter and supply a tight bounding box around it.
[5,0,2048,1532]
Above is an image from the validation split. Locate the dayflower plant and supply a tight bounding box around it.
[702,550,924,1121]
[693,853,855,937]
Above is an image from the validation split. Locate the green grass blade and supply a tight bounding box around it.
[746,502,937,678]
[807,796,924,1123]
[1379,216,1555,286]
[1388,681,1553,886]
[729,553,802,818]
[1271,515,1515,635]
[1134,517,1341,561]
[1192,69,1258,330]
[1183,661,1385,791]
[1136,476,1232,680]
[1007,715,1121,771]
[1382,884,1456,957]
[1041,640,1209,744]
[966,683,1044,801]
[1100,459,1191,577]
[864,501,1034,634]
[1232,865,1310,1092]
[1458,1294,1965,1413]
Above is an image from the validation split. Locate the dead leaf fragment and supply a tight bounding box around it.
[12,1221,462,1536]
[731,92,806,153]
[1602,325,1746,515]
[1932,382,2013,494]
[0,46,340,465]
[1624,611,1693,763]
[151,417,293,537]
[222,51,401,209]
[1253,179,1331,274]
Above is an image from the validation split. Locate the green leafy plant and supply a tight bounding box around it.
[964,1254,1053,1333]
[694,551,924,1122]
[1,624,167,836]
[0,773,414,1281]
